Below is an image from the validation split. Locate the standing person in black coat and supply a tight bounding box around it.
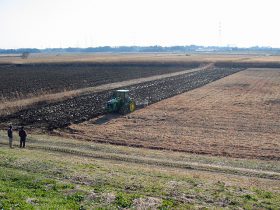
[19,126,27,148]
[7,125,13,148]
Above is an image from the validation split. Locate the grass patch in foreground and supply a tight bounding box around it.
[0,167,81,209]
[0,137,279,209]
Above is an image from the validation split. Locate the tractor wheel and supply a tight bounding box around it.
[129,101,136,112]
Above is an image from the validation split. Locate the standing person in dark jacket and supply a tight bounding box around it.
[7,125,13,148]
[19,126,27,148]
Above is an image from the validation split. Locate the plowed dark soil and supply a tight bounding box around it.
[0,62,200,99]
[0,67,243,130]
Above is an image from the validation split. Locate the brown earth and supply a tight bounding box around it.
[66,68,280,160]
[0,53,260,64]
[1,53,280,64]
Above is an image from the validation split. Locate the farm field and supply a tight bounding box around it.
[0,66,243,129]
[0,53,265,64]
[1,53,280,64]
[0,54,280,209]
[1,53,280,118]
[0,61,200,100]
[0,63,212,117]
[1,53,280,100]
[66,68,280,160]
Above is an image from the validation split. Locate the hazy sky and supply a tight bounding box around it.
[1,0,280,49]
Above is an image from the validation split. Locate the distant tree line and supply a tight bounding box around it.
[0,48,40,54]
[1,46,280,54]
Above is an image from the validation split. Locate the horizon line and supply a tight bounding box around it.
[0,45,279,51]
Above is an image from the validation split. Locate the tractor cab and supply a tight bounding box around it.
[113,89,129,102]
[107,89,136,114]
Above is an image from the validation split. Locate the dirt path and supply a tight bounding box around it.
[0,139,279,180]
[83,63,214,92]
[29,145,280,180]
[0,64,212,115]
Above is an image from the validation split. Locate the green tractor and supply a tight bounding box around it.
[106,89,136,114]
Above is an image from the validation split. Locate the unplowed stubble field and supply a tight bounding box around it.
[68,68,280,160]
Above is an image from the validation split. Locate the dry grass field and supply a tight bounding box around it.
[1,53,280,64]
[66,68,280,160]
